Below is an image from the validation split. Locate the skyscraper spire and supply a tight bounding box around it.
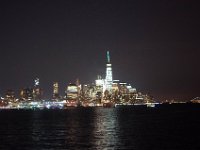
[105,51,113,93]
[107,51,110,63]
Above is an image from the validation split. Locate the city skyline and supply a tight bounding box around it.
[0,50,196,102]
[1,50,156,109]
[1,51,139,100]
[0,0,200,101]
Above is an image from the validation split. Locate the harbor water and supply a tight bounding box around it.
[0,104,199,150]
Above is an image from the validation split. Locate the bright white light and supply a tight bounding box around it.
[35,78,39,86]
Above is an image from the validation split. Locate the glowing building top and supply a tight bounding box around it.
[107,51,110,63]
[34,78,39,87]
[53,82,59,95]
[105,51,113,93]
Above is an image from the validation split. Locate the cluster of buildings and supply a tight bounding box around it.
[0,51,155,109]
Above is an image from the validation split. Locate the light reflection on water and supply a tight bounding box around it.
[0,105,199,150]
[93,108,120,149]
[28,108,122,149]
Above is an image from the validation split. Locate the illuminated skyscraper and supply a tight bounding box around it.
[53,82,59,99]
[66,83,78,100]
[20,88,33,101]
[105,51,113,93]
[33,77,43,100]
[34,78,39,87]
[76,79,81,96]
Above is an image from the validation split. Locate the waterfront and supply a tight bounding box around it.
[0,104,199,150]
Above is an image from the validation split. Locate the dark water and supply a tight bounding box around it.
[0,104,199,150]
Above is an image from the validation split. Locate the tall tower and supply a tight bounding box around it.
[105,51,113,93]
[33,77,42,100]
[34,78,39,87]
[53,82,59,99]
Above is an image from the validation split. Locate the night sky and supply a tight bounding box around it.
[0,0,199,101]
